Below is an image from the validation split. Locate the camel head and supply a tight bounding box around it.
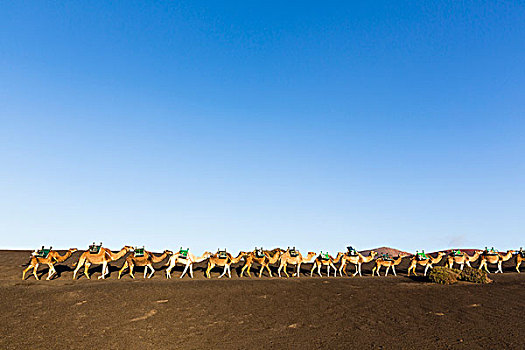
[437,251,446,257]
[164,250,174,255]
[370,251,378,257]
[69,248,79,253]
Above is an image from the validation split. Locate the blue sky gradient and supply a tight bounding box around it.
[1,1,524,253]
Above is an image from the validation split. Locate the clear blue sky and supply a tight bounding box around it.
[1,1,524,253]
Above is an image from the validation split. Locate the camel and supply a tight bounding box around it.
[372,254,408,276]
[240,248,282,278]
[205,250,245,278]
[310,252,343,277]
[118,249,173,279]
[277,248,317,278]
[22,248,78,280]
[447,250,483,270]
[478,250,514,273]
[73,245,133,280]
[165,249,213,278]
[339,251,377,277]
[516,249,525,273]
[407,252,446,276]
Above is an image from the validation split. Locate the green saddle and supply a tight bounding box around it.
[319,252,330,261]
[451,250,462,256]
[35,248,51,258]
[179,248,189,258]
[89,243,102,254]
[134,247,145,257]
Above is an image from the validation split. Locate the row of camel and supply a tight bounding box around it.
[22,246,524,280]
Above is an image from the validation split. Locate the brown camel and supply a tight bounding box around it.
[407,252,446,276]
[479,250,514,273]
[118,249,173,279]
[22,248,78,280]
[240,248,282,278]
[447,250,483,270]
[339,251,377,277]
[372,254,408,276]
[277,248,317,278]
[165,250,213,278]
[205,250,245,278]
[73,245,132,280]
[310,252,343,277]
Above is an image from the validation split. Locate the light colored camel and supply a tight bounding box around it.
[479,250,514,273]
[372,254,408,276]
[447,250,483,270]
[22,248,78,280]
[73,246,132,280]
[240,248,282,278]
[205,251,245,278]
[118,250,172,279]
[166,250,213,278]
[407,252,446,276]
[277,249,317,278]
[339,251,377,277]
[310,252,343,277]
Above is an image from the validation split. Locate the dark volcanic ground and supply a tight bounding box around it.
[1,250,524,349]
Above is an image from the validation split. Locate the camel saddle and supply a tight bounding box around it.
[346,246,358,256]
[519,250,525,258]
[217,250,228,259]
[35,247,51,259]
[319,253,330,261]
[134,247,145,257]
[255,249,265,259]
[179,249,189,258]
[381,254,393,261]
[289,249,299,258]
[89,243,102,254]
[416,252,428,261]
[450,250,463,257]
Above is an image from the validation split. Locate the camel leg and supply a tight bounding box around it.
[32,264,40,280]
[317,264,322,277]
[22,264,34,280]
[265,264,273,278]
[128,264,135,279]
[424,264,431,276]
[181,263,190,278]
[73,258,85,280]
[385,266,390,276]
[98,261,108,279]
[392,266,397,276]
[296,263,301,278]
[330,263,336,277]
[147,265,155,278]
[246,265,252,278]
[310,263,316,277]
[516,261,521,273]
[240,264,248,277]
[228,264,232,278]
[118,261,128,279]
[372,266,378,276]
[46,264,57,280]
[166,263,173,279]
[83,262,91,279]
[498,261,503,274]
[205,263,213,278]
[353,264,359,277]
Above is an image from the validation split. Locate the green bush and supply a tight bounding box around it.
[459,266,492,284]
[428,266,460,285]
